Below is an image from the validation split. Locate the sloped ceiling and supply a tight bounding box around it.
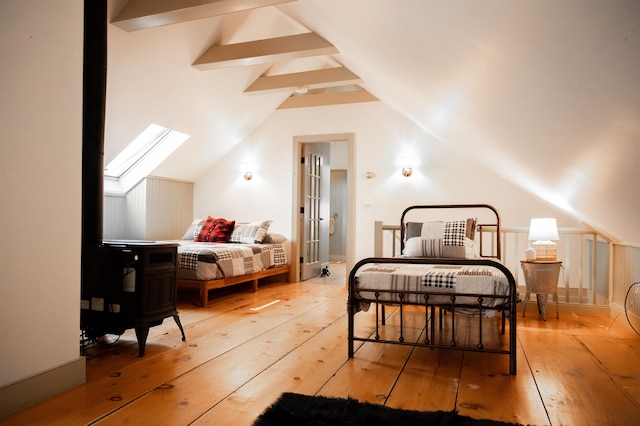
[105,0,640,243]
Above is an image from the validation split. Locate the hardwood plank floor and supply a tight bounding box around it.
[2,263,639,425]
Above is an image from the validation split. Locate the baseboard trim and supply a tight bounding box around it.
[520,301,610,319]
[610,301,638,332]
[0,357,86,419]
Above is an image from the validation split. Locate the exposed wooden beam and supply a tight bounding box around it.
[193,32,338,70]
[112,0,296,32]
[244,67,362,95]
[277,88,378,109]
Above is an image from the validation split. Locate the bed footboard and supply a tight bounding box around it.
[347,257,518,375]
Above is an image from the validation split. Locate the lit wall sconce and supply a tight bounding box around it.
[400,157,412,177]
[528,218,559,260]
[241,163,252,181]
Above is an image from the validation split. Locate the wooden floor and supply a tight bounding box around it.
[3,263,639,425]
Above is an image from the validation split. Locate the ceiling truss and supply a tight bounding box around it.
[192,33,339,70]
[244,67,363,95]
[112,0,296,31]
[111,0,378,108]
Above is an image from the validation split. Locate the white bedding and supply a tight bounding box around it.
[176,241,287,281]
[354,262,512,317]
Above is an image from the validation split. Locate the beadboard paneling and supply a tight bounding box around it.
[103,177,193,241]
[126,180,147,240]
[103,194,127,240]
[613,244,640,311]
[144,177,193,240]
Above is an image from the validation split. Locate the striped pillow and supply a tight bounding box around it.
[402,219,476,259]
[229,220,272,244]
[181,218,204,240]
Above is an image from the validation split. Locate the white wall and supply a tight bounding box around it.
[194,101,580,265]
[0,0,84,393]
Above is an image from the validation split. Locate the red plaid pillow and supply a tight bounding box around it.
[196,216,236,243]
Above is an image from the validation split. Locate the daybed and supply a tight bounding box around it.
[176,217,290,307]
[347,204,519,375]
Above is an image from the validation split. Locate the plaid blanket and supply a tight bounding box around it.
[422,266,493,289]
[354,263,510,315]
[178,242,287,278]
[180,248,203,270]
[422,269,457,288]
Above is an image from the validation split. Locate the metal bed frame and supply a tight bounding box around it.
[347,204,518,375]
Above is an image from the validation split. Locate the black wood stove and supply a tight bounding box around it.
[80,241,185,356]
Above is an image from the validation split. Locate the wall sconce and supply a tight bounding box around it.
[241,163,252,181]
[528,218,559,260]
[400,157,412,177]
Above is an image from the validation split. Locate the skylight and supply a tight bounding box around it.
[104,124,189,195]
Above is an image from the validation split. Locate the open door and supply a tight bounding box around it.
[299,143,330,281]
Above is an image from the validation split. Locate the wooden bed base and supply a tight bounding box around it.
[178,265,290,307]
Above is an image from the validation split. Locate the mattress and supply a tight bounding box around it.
[177,241,287,281]
[353,263,513,317]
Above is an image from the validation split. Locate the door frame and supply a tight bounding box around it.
[290,133,355,283]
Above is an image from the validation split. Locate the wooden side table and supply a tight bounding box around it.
[520,260,562,321]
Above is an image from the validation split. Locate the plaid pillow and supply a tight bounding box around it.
[229,220,272,244]
[181,218,204,240]
[403,219,476,259]
[405,218,476,242]
[196,216,236,243]
[443,220,466,246]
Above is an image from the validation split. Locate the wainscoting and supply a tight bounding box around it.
[104,176,193,241]
[612,244,640,320]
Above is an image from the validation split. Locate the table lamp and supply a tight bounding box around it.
[528,218,559,261]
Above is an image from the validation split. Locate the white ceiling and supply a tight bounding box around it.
[105,0,640,242]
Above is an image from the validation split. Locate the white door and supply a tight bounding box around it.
[300,143,330,281]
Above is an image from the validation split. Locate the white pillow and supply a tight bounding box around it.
[229,220,272,243]
[401,219,476,259]
[402,221,443,257]
[262,233,287,244]
[181,218,204,240]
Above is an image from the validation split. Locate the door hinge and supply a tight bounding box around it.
[301,157,305,164]
[300,207,304,214]
[299,257,304,264]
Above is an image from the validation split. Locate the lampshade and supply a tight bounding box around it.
[528,218,559,261]
[528,218,559,242]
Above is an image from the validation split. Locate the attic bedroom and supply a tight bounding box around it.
[1,0,639,423]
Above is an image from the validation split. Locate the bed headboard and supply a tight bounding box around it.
[399,204,502,260]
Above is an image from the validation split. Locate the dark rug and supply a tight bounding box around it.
[254,392,522,426]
